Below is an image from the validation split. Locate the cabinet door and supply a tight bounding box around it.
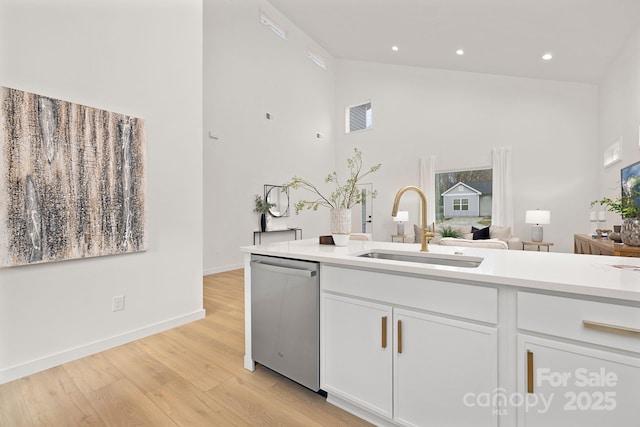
[321,293,393,419]
[518,335,640,427]
[394,308,498,427]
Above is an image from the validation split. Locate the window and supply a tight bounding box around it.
[603,139,622,167]
[435,168,492,227]
[453,198,469,211]
[346,102,372,133]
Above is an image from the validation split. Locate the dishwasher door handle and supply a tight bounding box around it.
[250,260,317,278]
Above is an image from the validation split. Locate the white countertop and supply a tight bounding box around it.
[241,239,640,302]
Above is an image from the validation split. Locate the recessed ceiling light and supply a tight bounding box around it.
[542,52,553,61]
[456,49,464,55]
[391,46,399,52]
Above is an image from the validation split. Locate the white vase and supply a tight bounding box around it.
[330,208,351,246]
[332,234,350,247]
[330,208,351,234]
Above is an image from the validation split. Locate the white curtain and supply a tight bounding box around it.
[419,156,436,229]
[491,146,513,228]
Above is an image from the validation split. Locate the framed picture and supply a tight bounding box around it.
[621,160,640,208]
[0,87,147,268]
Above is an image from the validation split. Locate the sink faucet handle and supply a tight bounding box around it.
[424,221,435,238]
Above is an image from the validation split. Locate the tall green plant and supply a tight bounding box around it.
[284,148,381,213]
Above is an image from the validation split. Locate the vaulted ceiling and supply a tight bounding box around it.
[268,0,640,83]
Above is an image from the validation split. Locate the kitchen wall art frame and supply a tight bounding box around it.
[0,87,147,268]
[621,160,640,209]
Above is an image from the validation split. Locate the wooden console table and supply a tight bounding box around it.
[574,234,640,258]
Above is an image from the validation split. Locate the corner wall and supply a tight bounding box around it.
[0,0,204,383]
[599,26,640,217]
[203,0,336,274]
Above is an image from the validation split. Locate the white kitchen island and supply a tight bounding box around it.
[241,239,640,427]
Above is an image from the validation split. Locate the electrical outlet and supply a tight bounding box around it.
[112,295,125,312]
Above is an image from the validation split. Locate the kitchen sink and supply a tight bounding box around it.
[356,250,483,268]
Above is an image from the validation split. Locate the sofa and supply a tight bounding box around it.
[413,224,520,250]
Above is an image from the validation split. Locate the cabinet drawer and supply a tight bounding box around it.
[322,266,497,324]
[518,292,640,353]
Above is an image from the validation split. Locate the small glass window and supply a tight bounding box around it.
[346,102,372,133]
[453,199,469,211]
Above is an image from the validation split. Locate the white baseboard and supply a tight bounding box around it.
[0,309,206,385]
[203,263,243,276]
[326,394,396,427]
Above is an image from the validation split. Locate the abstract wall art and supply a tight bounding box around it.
[0,87,147,268]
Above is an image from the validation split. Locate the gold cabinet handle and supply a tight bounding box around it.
[527,350,534,394]
[398,320,403,354]
[583,320,640,337]
[381,316,387,348]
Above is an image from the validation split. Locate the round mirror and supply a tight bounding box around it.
[265,185,289,217]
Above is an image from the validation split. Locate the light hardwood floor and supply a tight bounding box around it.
[0,270,371,426]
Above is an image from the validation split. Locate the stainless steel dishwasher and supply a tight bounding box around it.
[250,254,320,391]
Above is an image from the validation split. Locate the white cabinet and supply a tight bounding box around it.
[321,293,393,419]
[517,292,640,426]
[321,291,498,426]
[518,335,640,427]
[394,308,497,427]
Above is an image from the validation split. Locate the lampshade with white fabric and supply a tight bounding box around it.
[525,210,550,242]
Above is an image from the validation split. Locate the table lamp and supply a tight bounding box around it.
[393,211,409,235]
[525,209,550,242]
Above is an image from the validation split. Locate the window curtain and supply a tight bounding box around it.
[491,146,513,228]
[419,156,436,229]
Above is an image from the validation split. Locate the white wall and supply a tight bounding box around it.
[599,26,640,222]
[335,61,600,252]
[203,0,336,274]
[0,0,204,383]
[202,2,635,268]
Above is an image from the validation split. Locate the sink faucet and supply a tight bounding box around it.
[392,186,434,252]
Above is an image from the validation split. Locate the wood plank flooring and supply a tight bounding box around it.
[0,270,371,426]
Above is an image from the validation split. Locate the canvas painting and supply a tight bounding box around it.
[0,87,147,268]
[621,160,640,210]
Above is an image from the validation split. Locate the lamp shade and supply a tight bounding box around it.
[393,211,409,222]
[525,210,550,225]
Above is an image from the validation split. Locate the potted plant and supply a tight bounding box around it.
[284,148,381,244]
[438,225,463,239]
[591,177,640,246]
[254,194,275,232]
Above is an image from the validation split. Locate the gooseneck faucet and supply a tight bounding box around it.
[392,186,434,252]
